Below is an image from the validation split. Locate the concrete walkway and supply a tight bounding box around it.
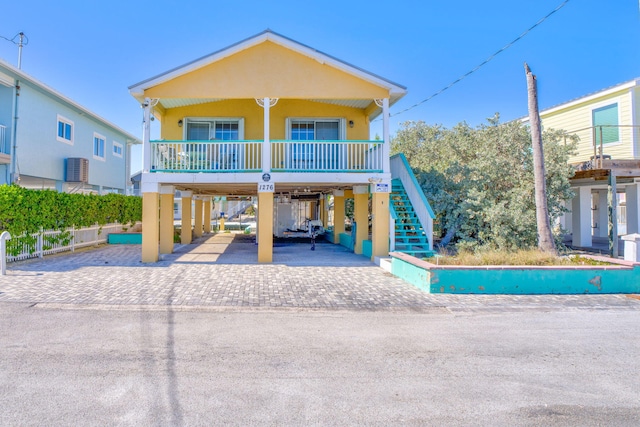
[1,233,639,312]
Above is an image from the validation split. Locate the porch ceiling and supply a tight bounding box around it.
[170,182,356,197]
[156,97,379,118]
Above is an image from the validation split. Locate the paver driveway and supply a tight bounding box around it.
[1,233,639,312]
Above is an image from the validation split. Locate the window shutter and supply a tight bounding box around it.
[592,104,619,145]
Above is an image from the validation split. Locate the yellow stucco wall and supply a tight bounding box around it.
[159,99,371,141]
[145,41,389,100]
[541,89,635,163]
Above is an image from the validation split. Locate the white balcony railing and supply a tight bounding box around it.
[271,140,383,172]
[150,140,262,172]
[149,139,385,173]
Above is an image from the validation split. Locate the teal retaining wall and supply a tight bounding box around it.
[338,232,371,258]
[339,233,352,249]
[108,233,142,244]
[390,252,640,294]
[362,240,372,259]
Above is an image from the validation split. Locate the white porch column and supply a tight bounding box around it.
[142,98,152,173]
[376,98,391,174]
[626,184,640,235]
[624,184,640,234]
[595,190,609,238]
[257,97,278,173]
[572,186,592,247]
[263,97,271,173]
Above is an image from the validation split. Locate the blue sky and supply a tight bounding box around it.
[1,0,638,172]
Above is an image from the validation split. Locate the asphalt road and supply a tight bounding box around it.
[1,302,639,426]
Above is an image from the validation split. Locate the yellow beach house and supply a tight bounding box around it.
[537,78,640,255]
[129,30,434,263]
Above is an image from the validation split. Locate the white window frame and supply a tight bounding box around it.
[285,118,346,170]
[591,100,622,147]
[182,117,245,140]
[56,114,74,145]
[112,141,123,158]
[285,118,345,140]
[93,132,106,161]
[183,117,245,170]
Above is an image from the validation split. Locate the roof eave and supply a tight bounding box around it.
[0,58,141,144]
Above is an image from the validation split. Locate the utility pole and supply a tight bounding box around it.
[525,62,557,255]
[17,32,25,69]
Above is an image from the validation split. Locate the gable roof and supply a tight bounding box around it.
[128,30,406,117]
[0,58,141,144]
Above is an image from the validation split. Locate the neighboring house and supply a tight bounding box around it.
[536,78,640,253]
[129,30,434,263]
[0,59,141,193]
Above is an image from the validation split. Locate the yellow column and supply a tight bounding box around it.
[204,198,212,233]
[333,190,345,244]
[353,186,369,254]
[319,196,326,227]
[141,185,160,263]
[257,191,274,263]
[219,216,225,232]
[159,186,174,254]
[371,190,390,261]
[194,197,203,238]
[181,191,192,244]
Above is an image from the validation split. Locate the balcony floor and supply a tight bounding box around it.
[143,171,389,196]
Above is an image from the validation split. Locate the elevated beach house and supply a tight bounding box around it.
[129,30,434,263]
[536,78,640,255]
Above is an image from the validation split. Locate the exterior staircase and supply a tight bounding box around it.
[390,178,435,258]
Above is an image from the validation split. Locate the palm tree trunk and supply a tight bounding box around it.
[525,63,557,255]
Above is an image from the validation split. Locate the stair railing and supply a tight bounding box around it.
[390,153,435,250]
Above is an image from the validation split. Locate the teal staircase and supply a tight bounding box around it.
[391,179,435,258]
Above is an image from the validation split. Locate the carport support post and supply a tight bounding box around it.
[609,173,618,258]
[572,186,592,248]
[333,190,345,244]
[625,183,640,235]
[159,185,175,254]
[371,188,390,262]
[141,182,160,263]
[181,191,193,244]
[204,198,212,233]
[353,185,369,255]
[257,190,274,263]
[194,197,204,238]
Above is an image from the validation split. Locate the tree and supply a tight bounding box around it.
[525,62,557,255]
[391,116,576,252]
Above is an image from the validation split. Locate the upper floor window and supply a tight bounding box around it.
[57,115,74,144]
[93,133,106,160]
[592,103,619,145]
[113,141,123,158]
[286,119,344,169]
[184,118,244,141]
[289,119,342,141]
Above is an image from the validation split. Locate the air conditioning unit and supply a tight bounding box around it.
[66,158,89,183]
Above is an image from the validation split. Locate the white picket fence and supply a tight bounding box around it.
[6,223,128,262]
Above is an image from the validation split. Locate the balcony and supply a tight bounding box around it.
[150,139,384,174]
[151,140,262,173]
[0,124,10,164]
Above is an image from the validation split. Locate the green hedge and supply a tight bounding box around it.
[0,185,142,254]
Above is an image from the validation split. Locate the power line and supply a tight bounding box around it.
[389,0,570,119]
[0,32,29,46]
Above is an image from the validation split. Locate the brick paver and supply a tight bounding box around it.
[1,233,639,312]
